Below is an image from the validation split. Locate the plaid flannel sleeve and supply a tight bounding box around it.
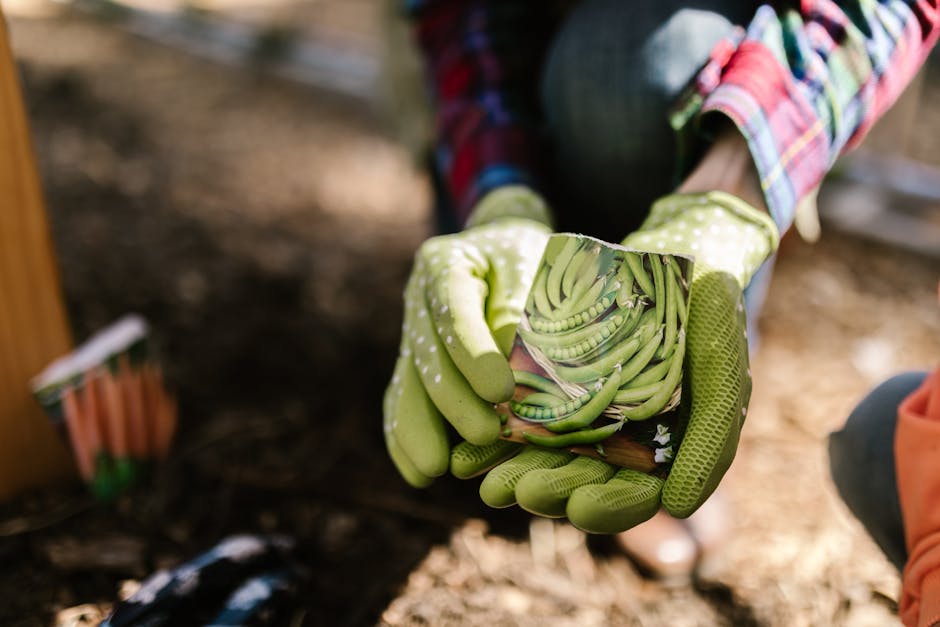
[673,0,940,233]
[405,0,556,225]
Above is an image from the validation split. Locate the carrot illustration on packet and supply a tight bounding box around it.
[30,315,177,499]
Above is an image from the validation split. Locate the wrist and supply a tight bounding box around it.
[677,121,767,215]
[638,191,779,287]
[465,186,554,229]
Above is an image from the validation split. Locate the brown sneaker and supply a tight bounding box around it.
[615,509,697,585]
[683,490,732,580]
[614,491,732,584]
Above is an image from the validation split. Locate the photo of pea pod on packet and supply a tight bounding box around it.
[497,234,692,473]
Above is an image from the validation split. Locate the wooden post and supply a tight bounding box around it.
[0,12,76,499]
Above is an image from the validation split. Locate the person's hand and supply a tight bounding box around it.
[384,186,552,487]
[446,191,778,533]
[450,439,664,533]
[585,190,778,528]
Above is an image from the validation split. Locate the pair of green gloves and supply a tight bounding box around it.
[384,185,779,533]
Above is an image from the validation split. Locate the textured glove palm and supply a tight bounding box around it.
[384,187,551,488]
[607,190,778,520]
[449,191,779,533]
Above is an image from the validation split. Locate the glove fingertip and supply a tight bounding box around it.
[467,353,515,403]
[414,451,450,479]
[490,322,519,359]
[661,498,697,519]
[661,484,711,519]
[451,440,520,479]
[386,433,435,489]
[396,428,449,478]
[405,474,434,489]
[402,471,435,490]
[566,472,663,534]
[456,417,502,447]
[478,448,574,509]
[515,471,568,518]
[662,463,720,517]
[662,421,739,518]
[479,476,518,509]
[385,418,443,488]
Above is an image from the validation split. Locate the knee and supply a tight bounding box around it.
[541,1,747,203]
[827,372,926,571]
[828,372,929,510]
[829,371,927,466]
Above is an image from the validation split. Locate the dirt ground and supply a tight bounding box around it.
[2,7,940,626]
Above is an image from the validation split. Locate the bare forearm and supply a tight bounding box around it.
[676,121,767,215]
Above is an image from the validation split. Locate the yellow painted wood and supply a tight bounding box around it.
[0,12,76,500]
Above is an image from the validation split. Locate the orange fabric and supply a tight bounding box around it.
[897,366,940,627]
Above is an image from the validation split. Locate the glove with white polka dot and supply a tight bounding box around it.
[423,191,780,535]
[562,190,780,530]
[383,186,552,487]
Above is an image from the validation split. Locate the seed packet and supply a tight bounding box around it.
[497,234,692,473]
[31,315,177,499]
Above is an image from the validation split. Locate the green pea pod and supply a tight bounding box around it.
[564,245,602,306]
[547,237,581,308]
[633,308,662,345]
[668,256,689,327]
[539,312,632,363]
[562,246,589,298]
[545,370,622,432]
[523,421,624,448]
[520,392,568,407]
[521,299,622,349]
[620,355,670,389]
[620,331,685,420]
[541,234,569,266]
[552,335,641,383]
[616,326,664,387]
[650,254,665,329]
[612,380,662,404]
[532,264,555,320]
[512,392,591,422]
[625,252,654,298]
[657,259,678,359]
[529,278,615,334]
[552,308,658,381]
[548,272,616,325]
[513,370,567,397]
[560,300,649,364]
[529,270,619,334]
[616,260,635,308]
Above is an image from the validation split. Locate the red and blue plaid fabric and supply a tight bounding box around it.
[674,1,940,230]
[407,1,939,233]
[408,1,559,225]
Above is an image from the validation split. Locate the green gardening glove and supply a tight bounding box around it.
[574,190,779,530]
[384,186,552,487]
[448,191,779,533]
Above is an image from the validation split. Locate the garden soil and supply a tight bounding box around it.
[2,9,940,627]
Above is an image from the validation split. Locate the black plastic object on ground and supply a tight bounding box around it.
[100,534,302,627]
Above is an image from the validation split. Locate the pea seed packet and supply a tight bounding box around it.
[497,234,692,473]
[31,315,177,500]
